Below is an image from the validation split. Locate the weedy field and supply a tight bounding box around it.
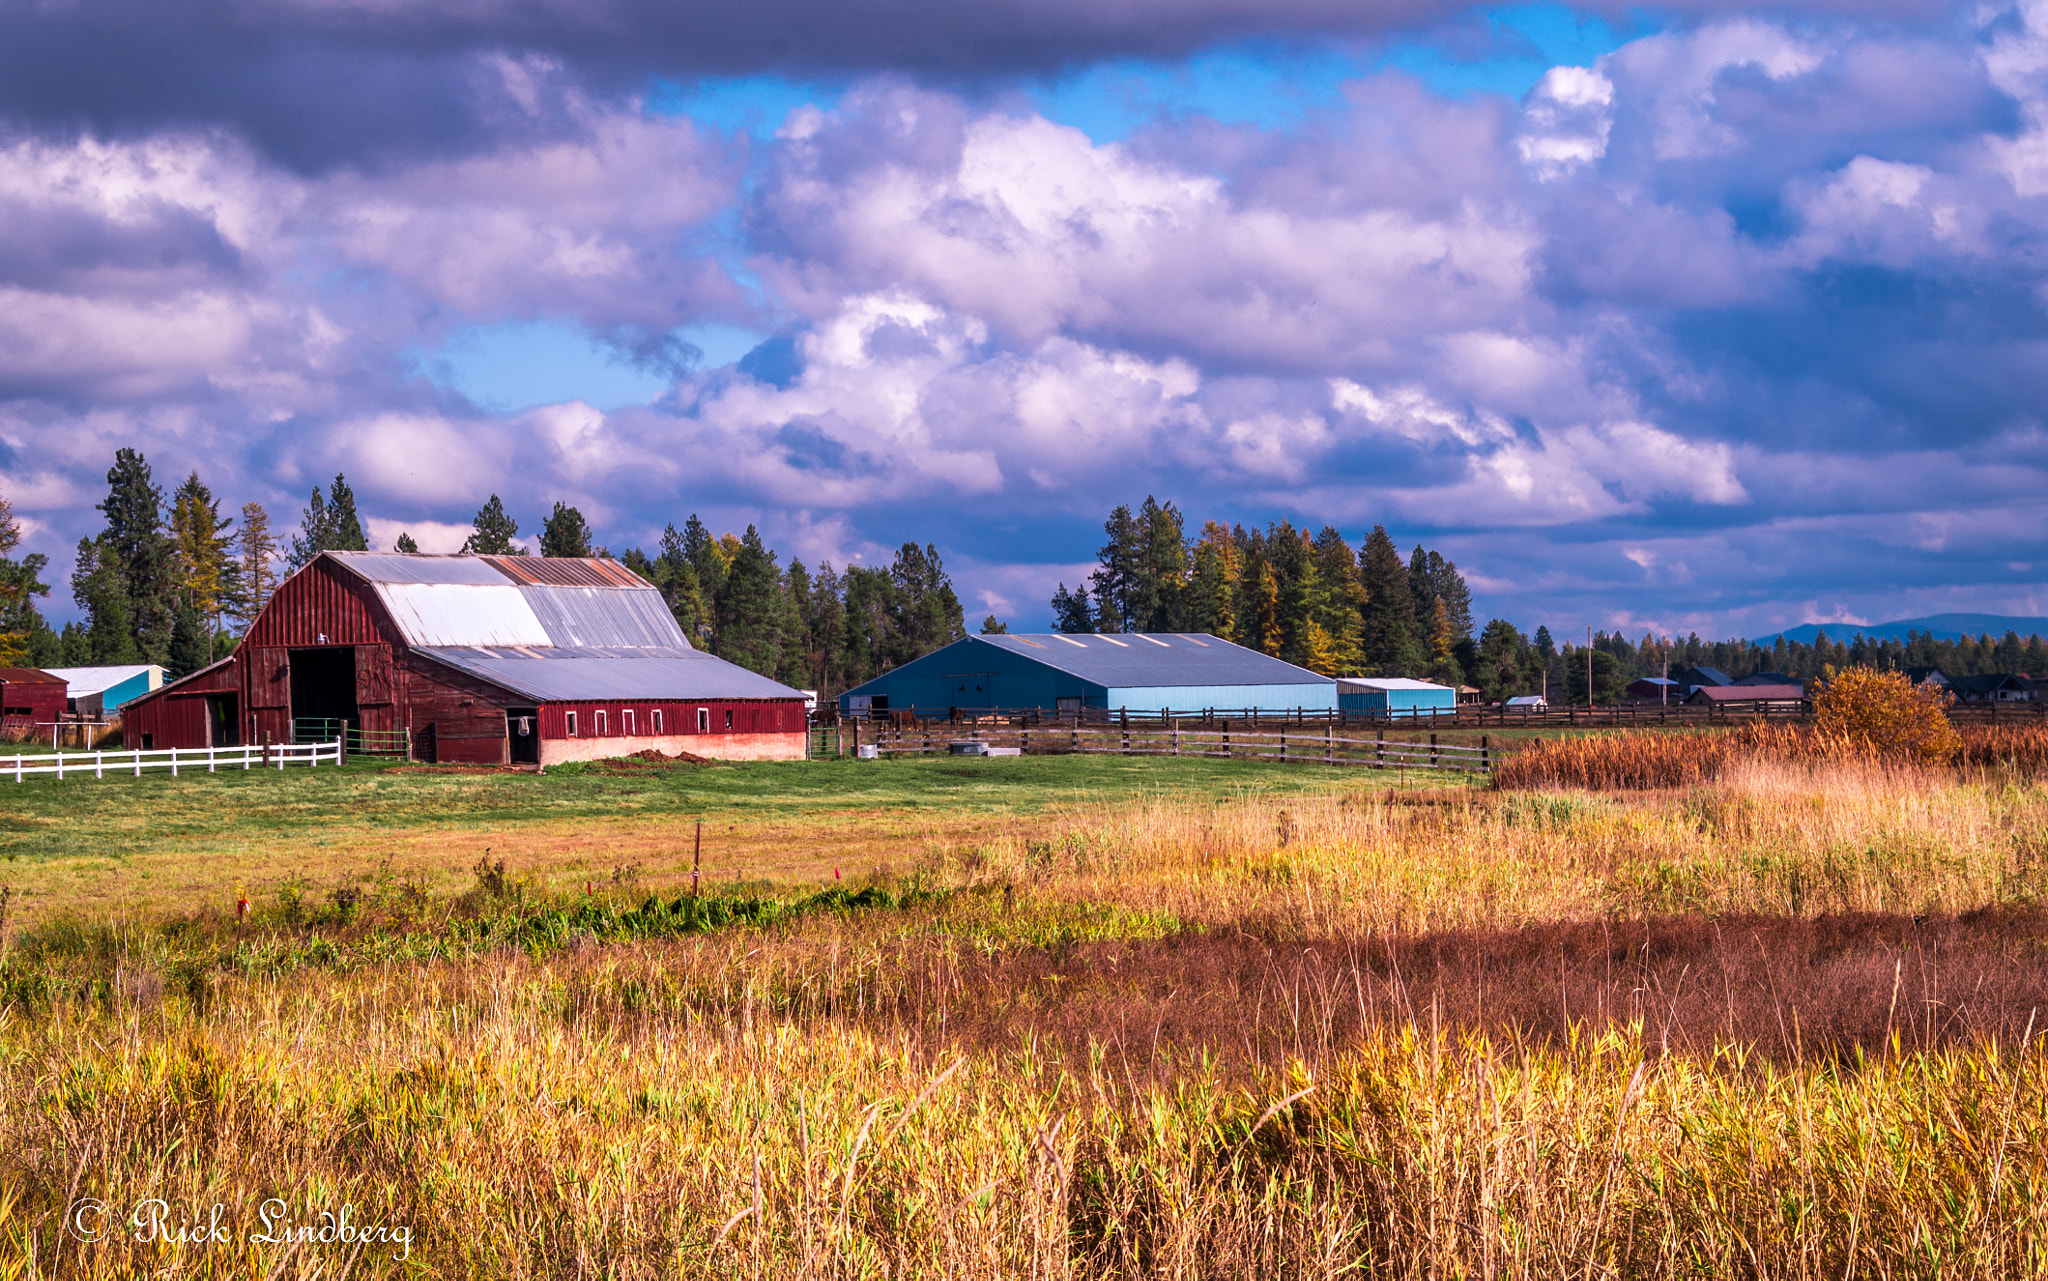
[5,739,2048,1277]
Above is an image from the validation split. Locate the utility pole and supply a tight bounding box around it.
[1587,626,1594,708]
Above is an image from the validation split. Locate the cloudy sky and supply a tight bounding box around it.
[2,0,2045,638]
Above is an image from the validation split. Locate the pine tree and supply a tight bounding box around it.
[1132,496,1188,631]
[394,532,419,554]
[326,476,368,552]
[980,615,1008,634]
[1359,526,1425,677]
[97,448,177,662]
[804,562,849,696]
[652,523,711,646]
[1427,598,1464,688]
[462,495,526,555]
[71,536,141,664]
[539,502,595,558]
[167,601,210,677]
[1308,526,1365,675]
[716,526,788,675]
[231,503,279,632]
[1247,560,1282,657]
[1187,522,1238,642]
[1051,583,1095,634]
[0,486,51,667]
[169,472,234,652]
[1089,505,1143,633]
[887,542,965,666]
[288,487,329,571]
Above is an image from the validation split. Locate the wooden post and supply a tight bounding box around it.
[1376,728,1385,768]
[1481,733,1490,772]
[692,819,703,898]
[1430,733,1438,769]
[1325,722,1333,766]
[1172,718,1179,757]
[1280,724,1287,763]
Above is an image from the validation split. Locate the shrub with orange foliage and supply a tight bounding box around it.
[1811,665,1960,764]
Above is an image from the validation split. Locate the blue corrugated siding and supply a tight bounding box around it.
[839,638,1337,714]
[1107,683,1336,714]
[1339,688,1456,716]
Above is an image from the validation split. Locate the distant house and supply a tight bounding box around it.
[1685,684,1806,706]
[837,633,1336,717]
[1625,677,1682,702]
[1736,671,1802,689]
[1904,667,1953,690]
[42,664,166,718]
[1946,673,2036,703]
[1505,694,1548,708]
[0,668,66,729]
[1670,666,1733,698]
[1337,677,1457,717]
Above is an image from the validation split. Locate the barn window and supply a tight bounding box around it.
[697,707,709,733]
[652,709,664,734]
[623,709,635,735]
[566,711,578,736]
[596,710,609,736]
[724,709,734,731]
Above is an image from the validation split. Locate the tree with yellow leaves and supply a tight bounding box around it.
[169,472,235,653]
[1812,665,1960,764]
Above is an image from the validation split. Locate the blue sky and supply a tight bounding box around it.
[2,0,2046,637]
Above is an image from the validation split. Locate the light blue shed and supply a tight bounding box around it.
[43,664,167,717]
[839,633,1335,716]
[1337,677,1456,717]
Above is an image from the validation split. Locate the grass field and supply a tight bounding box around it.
[6,745,2048,1277]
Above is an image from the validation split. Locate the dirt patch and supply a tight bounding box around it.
[588,748,716,773]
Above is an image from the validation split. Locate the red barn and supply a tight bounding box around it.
[123,552,809,764]
[0,668,67,732]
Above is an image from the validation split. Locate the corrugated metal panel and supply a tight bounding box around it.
[417,646,804,702]
[323,553,510,586]
[484,556,650,589]
[372,583,552,647]
[38,665,163,696]
[518,585,691,649]
[1337,678,1452,693]
[1105,682,1340,712]
[246,560,384,647]
[861,633,1332,693]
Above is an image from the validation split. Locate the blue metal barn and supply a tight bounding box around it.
[838,633,1336,716]
[1336,677,1456,717]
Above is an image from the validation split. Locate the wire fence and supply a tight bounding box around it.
[291,719,412,756]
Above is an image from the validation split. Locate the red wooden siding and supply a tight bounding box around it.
[0,678,67,723]
[244,561,386,648]
[123,661,236,749]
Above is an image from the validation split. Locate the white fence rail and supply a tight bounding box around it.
[5,738,343,782]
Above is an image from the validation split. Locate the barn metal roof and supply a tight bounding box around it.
[972,633,1330,688]
[38,665,164,695]
[417,646,800,702]
[1337,677,1453,692]
[322,551,693,651]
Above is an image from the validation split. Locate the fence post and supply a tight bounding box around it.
[1430,733,1438,769]
[1326,722,1333,766]
[95,750,103,780]
[170,749,177,778]
[1172,718,1179,757]
[1376,728,1385,768]
[1280,724,1287,763]
[1481,734,1490,772]
[12,754,19,783]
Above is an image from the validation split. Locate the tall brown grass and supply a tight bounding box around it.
[1494,721,2048,791]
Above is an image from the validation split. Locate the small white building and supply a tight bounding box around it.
[41,664,166,718]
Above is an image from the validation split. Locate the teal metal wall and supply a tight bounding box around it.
[1107,683,1337,714]
[1338,687,1456,716]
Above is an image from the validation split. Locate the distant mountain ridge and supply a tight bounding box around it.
[1766,614,2048,645]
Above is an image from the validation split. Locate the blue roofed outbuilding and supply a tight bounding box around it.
[837,633,1335,716]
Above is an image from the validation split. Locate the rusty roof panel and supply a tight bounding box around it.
[482,556,652,589]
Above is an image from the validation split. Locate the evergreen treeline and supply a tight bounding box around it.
[1049,498,1486,687]
[5,464,2042,704]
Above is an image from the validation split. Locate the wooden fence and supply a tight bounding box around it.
[838,720,1495,773]
[828,698,2045,733]
[4,738,344,782]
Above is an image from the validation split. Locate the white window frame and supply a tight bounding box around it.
[623,708,635,736]
[596,710,609,736]
[565,710,578,737]
[697,707,710,733]
[652,708,664,734]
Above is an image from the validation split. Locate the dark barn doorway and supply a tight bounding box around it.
[206,694,238,747]
[506,707,539,764]
[289,647,359,742]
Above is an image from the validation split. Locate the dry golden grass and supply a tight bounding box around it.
[5,763,2048,1276]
